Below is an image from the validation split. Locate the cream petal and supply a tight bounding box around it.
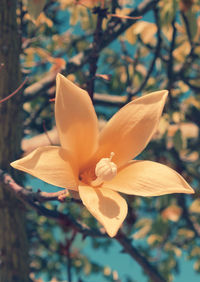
[102,160,194,196]
[78,185,128,237]
[55,74,99,171]
[94,90,168,168]
[11,146,78,191]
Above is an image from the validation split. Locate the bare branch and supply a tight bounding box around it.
[116,231,166,282]
[0,77,28,104]
[0,169,168,281]
[87,7,106,100]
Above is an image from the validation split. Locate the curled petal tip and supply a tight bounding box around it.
[186,187,195,194]
[163,89,168,97]
[56,72,62,79]
[56,73,64,84]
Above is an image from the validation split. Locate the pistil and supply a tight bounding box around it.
[91,152,117,187]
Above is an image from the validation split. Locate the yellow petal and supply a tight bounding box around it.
[55,73,98,171]
[11,146,78,191]
[102,160,194,196]
[78,185,127,237]
[94,90,168,168]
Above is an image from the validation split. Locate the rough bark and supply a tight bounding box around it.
[0,1,30,281]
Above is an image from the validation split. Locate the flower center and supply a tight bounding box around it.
[91,152,117,187]
[79,152,117,187]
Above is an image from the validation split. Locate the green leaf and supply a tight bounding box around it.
[173,129,183,152]
[184,9,198,40]
[26,0,47,20]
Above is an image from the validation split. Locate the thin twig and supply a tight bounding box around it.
[0,77,28,104]
[108,14,142,20]
[167,16,176,99]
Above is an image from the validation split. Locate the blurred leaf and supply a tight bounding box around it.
[165,242,182,257]
[26,0,47,20]
[178,228,195,239]
[161,205,182,222]
[147,234,162,245]
[132,21,157,44]
[159,0,178,26]
[173,129,183,152]
[189,199,200,213]
[184,9,198,40]
[173,41,191,62]
[133,218,152,239]
[194,260,200,272]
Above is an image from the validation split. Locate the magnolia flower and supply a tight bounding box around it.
[11,74,194,237]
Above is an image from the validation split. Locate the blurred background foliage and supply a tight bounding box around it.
[3,0,200,281]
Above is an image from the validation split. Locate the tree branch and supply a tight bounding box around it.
[1,169,167,281]
[86,7,106,100]
[116,231,166,282]
[166,16,176,98]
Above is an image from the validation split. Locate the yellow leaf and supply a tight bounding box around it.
[35,12,53,27]
[178,228,195,238]
[125,26,137,44]
[133,225,151,239]
[161,205,182,222]
[190,246,200,257]
[50,58,66,73]
[173,41,191,62]
[134,21,157,44]
[104,266,111,276]
[189,199,200,213]
[184,96,200,109]
[133,218,152,239]
[177,81,189,93]
[59,0,74,10]
[168,122,199,139]
[136,64,147,77]
[165,242,182,257]
[125,21,157,45]
[147,234,162,245]
[194,261,200,271]
[180,150,199,162]
[156,115,169,136]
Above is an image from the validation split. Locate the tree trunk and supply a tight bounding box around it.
[0,1,30,281]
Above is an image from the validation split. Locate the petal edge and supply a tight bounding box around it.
[94,90,168,168]
[55,74,99,171]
